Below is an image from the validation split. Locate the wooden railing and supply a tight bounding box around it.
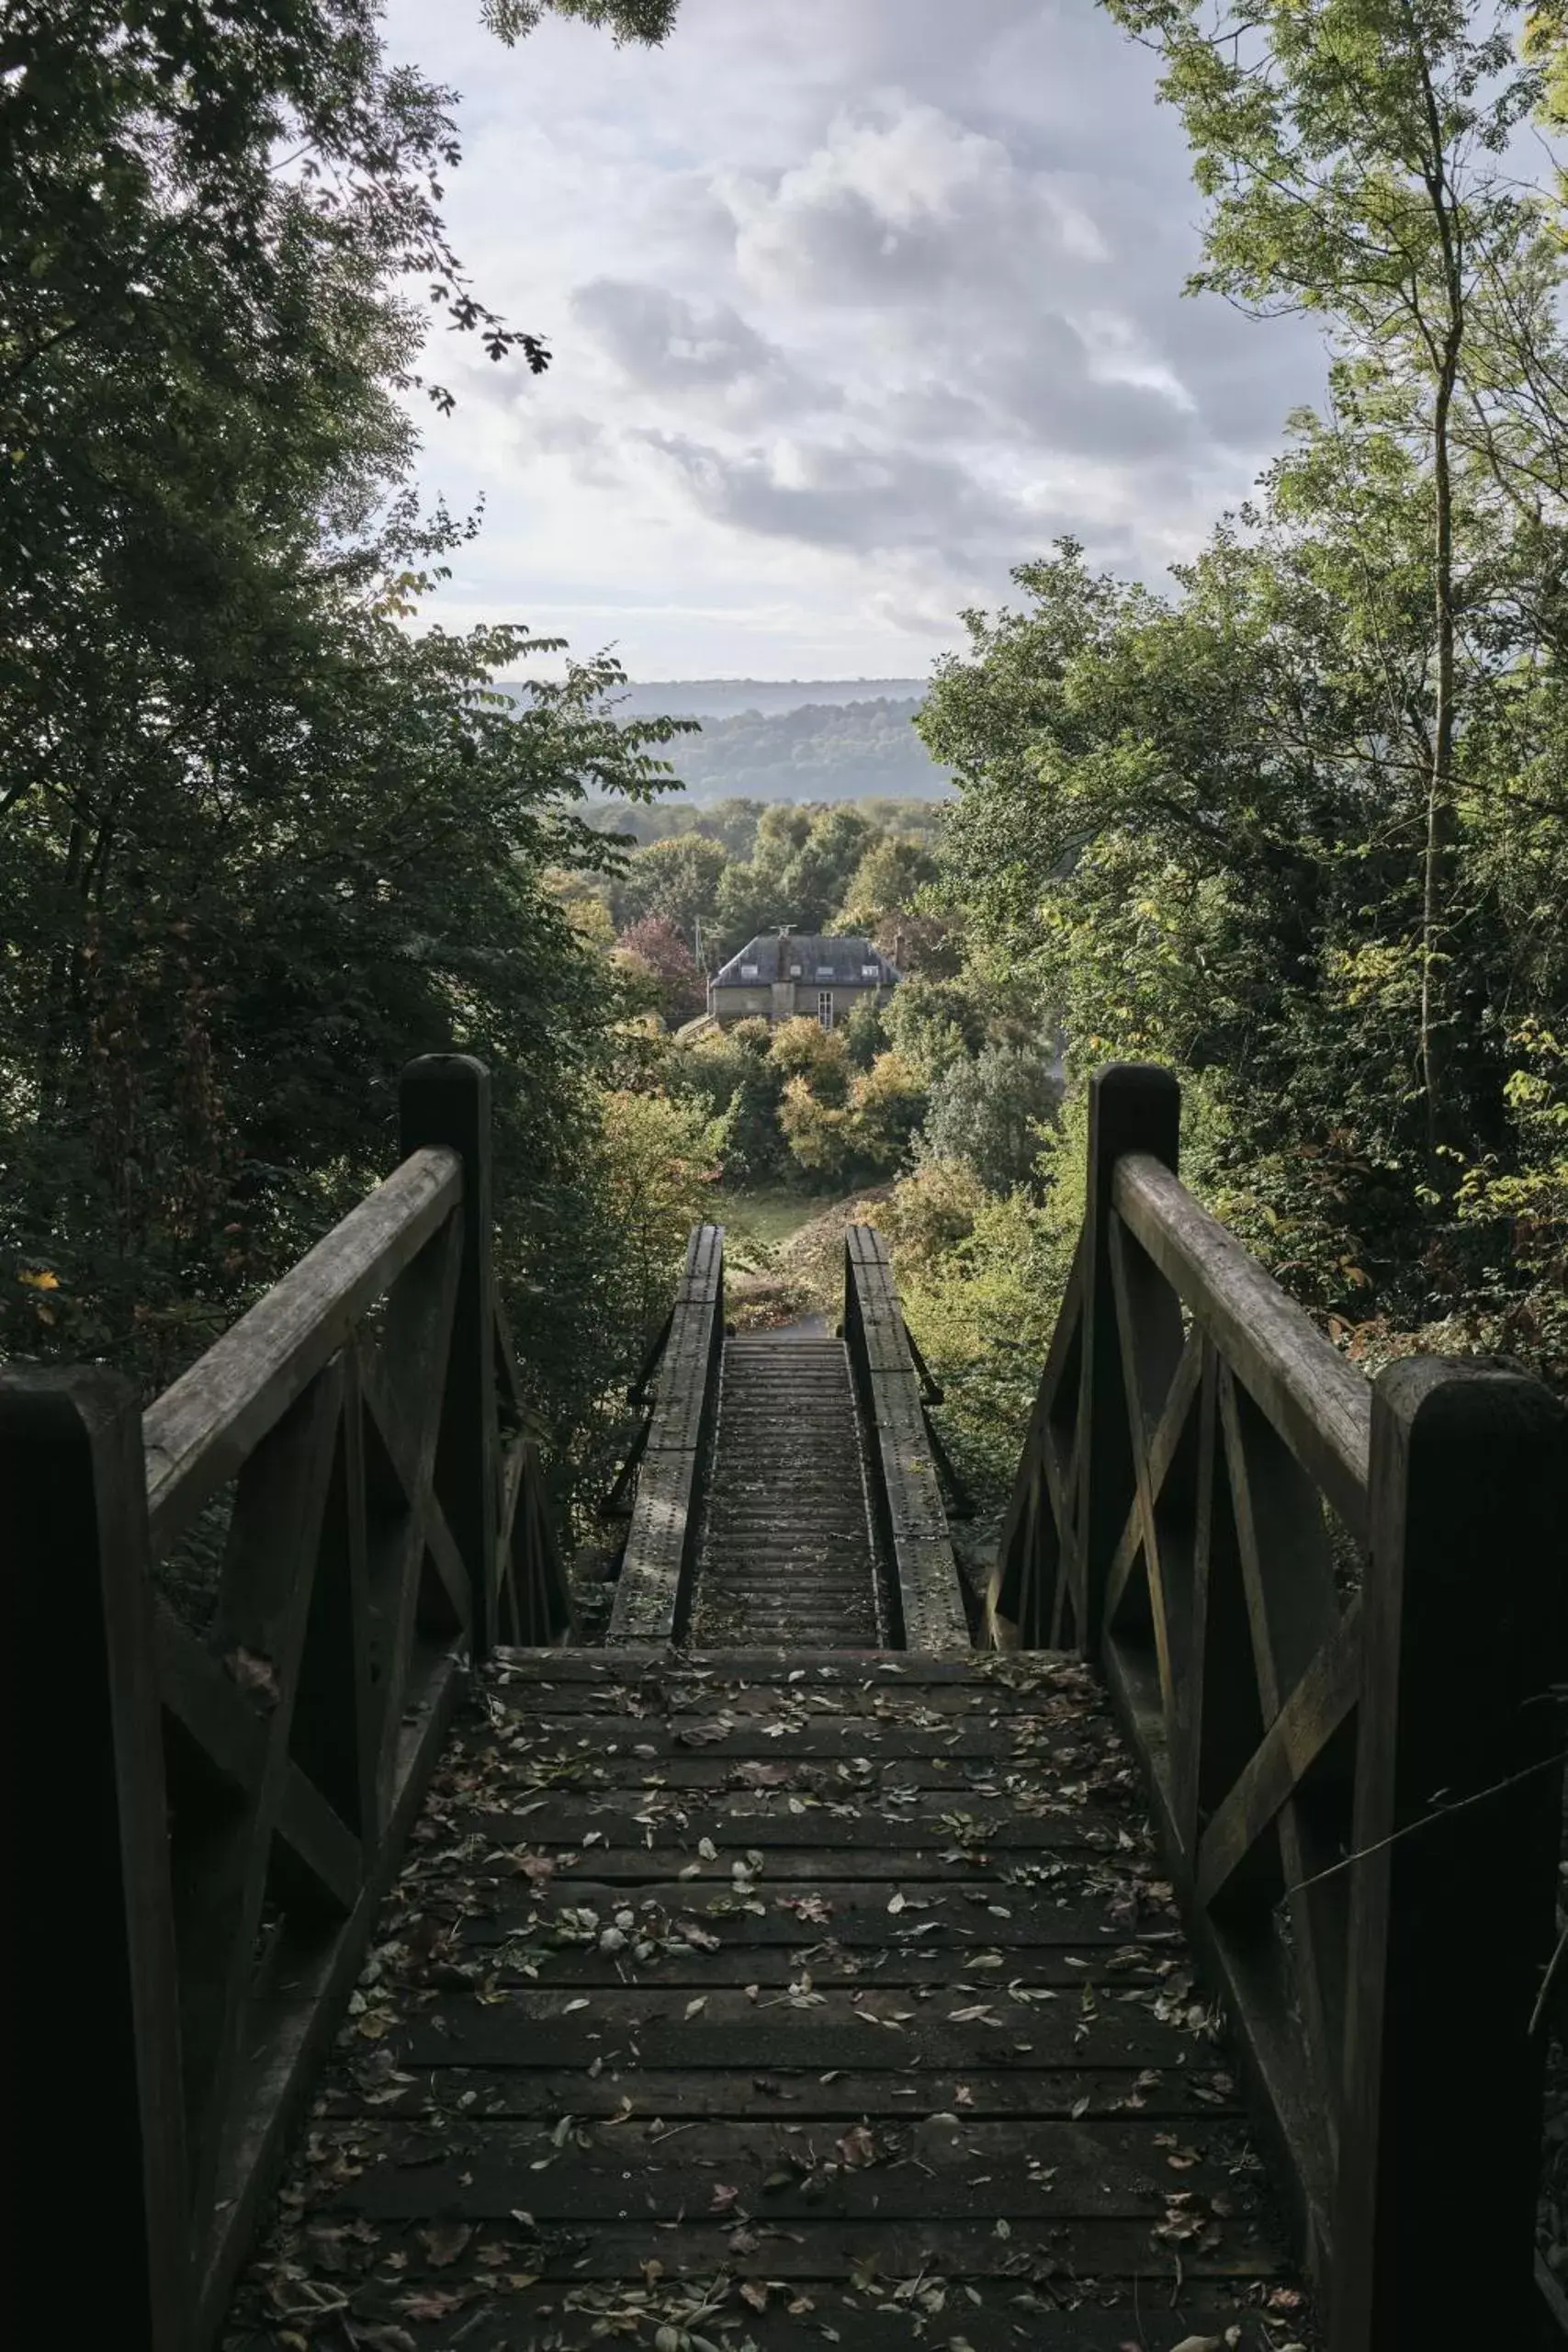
[607,1222,725,1643]
[6,1054,569,2352]
[843,1224,971,1652]
[996,1063,1568,2349]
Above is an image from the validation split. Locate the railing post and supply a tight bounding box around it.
[4,1368,190,2350]
[1075,1063,1180,1657]
[1334,1356,1568,2348]
[400,1055,499,1657]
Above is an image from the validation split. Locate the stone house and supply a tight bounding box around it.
[708,927,901,1031]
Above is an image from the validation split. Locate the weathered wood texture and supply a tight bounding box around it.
[6,1054,568,2352]
[843,1223,971,1651]
[220,1648,1301,2348]
[995,1061,1568,2349]
[608,1224,724,1643]
[690,1330,884,1645]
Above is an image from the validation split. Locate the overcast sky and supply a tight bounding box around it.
[381,0,1326,679]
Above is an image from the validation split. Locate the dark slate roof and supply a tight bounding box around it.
[712,933,901,989]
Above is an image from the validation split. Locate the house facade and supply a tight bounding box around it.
[708,928,900,1031]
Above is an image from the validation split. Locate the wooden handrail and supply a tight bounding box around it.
[7,1054,571,2352]
[1113,1150,1371,1537]
[607,1223,725,1644]
[995,1061,1568,2350]
[842,1225,970,1651]
[144,1146,461,1555]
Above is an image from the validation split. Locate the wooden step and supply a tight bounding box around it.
[222,1648,1303,2349]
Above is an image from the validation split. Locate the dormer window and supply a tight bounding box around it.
[862,963,879,978]
[790,964,802,977]
[815,965,834,979]
[739,963,759,978]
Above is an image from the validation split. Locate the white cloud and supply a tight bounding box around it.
[379,0,1325,677]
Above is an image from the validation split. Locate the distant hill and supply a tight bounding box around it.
[499,678,953,805]
[660,697,949,803]
[500,675,931,721]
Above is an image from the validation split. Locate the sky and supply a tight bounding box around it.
[381,0,1328,681]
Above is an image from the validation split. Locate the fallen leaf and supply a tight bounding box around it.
[417,2222,470,2268]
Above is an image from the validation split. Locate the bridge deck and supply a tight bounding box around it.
[690,1333,885,1646]
[222,1649,1305,2349]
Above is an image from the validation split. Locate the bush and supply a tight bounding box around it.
[923,1041,1064,1193]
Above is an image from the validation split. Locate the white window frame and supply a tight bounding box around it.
[862,963,879,978]
[739,964,759,978]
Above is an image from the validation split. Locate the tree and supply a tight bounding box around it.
[851,1051,930,1175]
[612,831,728,943]
[672,1019,786,1182]
[882,974,987,1082]
[1100,0,1566,1159]
[777,1077,853,1181]
[836,837,939,933]
[0,0,692,1478]
[923,491,1566,1336]
[768,1015,851,1104]
[485,0,679,40]
[615,913,705,1021]
[923,1043,1064,1194]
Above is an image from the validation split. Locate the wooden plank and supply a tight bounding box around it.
[321,2061,1242,2123]
[394,1988,1222,2072]
[400,1056,498,1654]
[1334,1358,1568,2351]
[1077,1067,1182,1660]
[417,1844,1113,1884]
[327,2115,1260,2222]
[1196,1603,1361,1912]
[298,2287,1285,2352]
[456,1873,1181,1947]
[143,1145,461,1555]
[321,2062,1242,2122]
[492,1648,1029,1681]
[995,1233,1085,1635]
[173,1364,345,2216]
[320,2217,1284,2283]
[195,1652,465,2342]
[6,1368,190,2352]
[1112,1150,1371,1541]
[451,1795,1133,1848]
[484,1713,1091,1756]
[843,1225,969,1652]
[1099,1632,1335,2278]
[608,1225,723,1645]
[470,1748,1140,1791]
[220,1641,1305,2343]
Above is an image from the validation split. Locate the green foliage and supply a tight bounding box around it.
[773,1033,927,1185]
[1096,0,1568,1159]
[881,975,988,1083]
[484,0,680,44]
[922,1043,1064,1195]
[768,1016,851,1105]
[840,997,889,1070]
[609,831,728,937]
[777,1075,853,1182]
[0,0,702,1514]
[850,1052,930,1175]
[670,1020,786,1184]
[874,1107,1087,1504]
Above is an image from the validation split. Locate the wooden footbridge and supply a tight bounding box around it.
[9,1059,1566,2352]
